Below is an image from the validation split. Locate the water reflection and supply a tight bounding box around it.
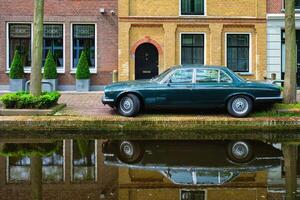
[0,138,298,200]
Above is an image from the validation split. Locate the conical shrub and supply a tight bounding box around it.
[76,51,90,79]
[43,51,58,79]
[9,50,24,79]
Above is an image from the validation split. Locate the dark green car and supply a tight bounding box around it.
[102,65,282,117]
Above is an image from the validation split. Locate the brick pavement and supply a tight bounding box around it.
[58,92,115,116]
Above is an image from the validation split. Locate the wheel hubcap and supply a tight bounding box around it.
[232,98,249,115]
[232,142,249,159]
[120,97,133,114]
[120,141,134,157]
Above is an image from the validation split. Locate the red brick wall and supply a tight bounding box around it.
[267,0,283,13]
[0,0,118,87]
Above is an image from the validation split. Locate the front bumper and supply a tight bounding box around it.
[255,96,283,103]
[101,95,115,106]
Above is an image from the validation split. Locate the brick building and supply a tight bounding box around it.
[0,0,118,91]
[267,0,300,87]
[0,139,118,200]
[118,0,267,81]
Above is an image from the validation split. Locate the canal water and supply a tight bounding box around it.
[0,136,298,200]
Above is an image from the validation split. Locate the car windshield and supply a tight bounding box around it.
[152,68,173,82]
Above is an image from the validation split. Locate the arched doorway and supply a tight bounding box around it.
[135,43,159,80]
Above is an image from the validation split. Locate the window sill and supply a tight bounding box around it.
[6,68,66,74]
[236,72,254,76]
[70,69,97,74]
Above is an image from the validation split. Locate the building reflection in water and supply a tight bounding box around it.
[0,139,298,200]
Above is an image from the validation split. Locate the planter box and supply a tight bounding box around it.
[76,79,90,92]
[42,79,58,92]
[9,79,25,92]
[0,104,66,116]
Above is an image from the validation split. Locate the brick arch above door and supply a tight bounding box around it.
[130,36,163,56]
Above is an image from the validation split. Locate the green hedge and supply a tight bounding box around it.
[76,51,90,79]
[0,91,61,109]
[9,50,24,79]
[43,50,58,79]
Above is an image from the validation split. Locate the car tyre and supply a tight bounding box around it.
[227,95,253,117]
[117,141,144,164]
[227,141,253,163]
[118,94,140,117]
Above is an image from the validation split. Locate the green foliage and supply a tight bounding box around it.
[9,50,24,79]
[0,91,61,109]
[43,51,58,79]
[76,51,90,79]
[0,142,62,157]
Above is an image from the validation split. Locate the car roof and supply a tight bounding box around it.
[175,65,228,70]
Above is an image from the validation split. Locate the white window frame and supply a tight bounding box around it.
[180,189,207,200]
[225,32,252,75]
[6,22,66,74]
[70,23,97,74]
[281,0,300,11]
[179,0,206,16]
[179,32,206,65]
[6,22,33,73]
[43,22,66,74]
[70,139,98,182]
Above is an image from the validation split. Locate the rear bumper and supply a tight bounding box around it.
[255,96,283,103]
[101,95,115,106]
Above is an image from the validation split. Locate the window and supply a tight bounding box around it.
[181,0,205,15]
[226,34,250,73]
[8,24,31,67]
[8,156,31,182]
[181,34,204,65]
[181,190,205,200]
[43,24,63,68]
[72,140,96,181]
[72,24,95,69]
[196,69,218,83]
[169,69,193,83]
[283,0,300,10]
[220,71,232,83]
[42,142,64,182]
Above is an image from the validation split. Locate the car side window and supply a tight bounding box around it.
[196,69,219,83]
[169,69,193,84]
[220,71,232,83]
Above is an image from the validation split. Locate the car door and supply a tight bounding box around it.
[160,68,194,107]
[192,69,234,106]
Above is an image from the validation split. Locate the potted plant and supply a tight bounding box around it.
[9,50,25,91]
[75,51,90,92]
[43,51,58,91]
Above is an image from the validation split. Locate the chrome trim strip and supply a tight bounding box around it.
[255,97,283,100]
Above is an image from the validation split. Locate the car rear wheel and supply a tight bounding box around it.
[118,94,140,117]
[117,141,144,164]
[227,141,253,163]
[227,95,253,117]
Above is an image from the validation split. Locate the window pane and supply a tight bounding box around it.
[170,69,193,83]
[9,24,31,67]
[73,24,95,68]
[196,69,218,83]
[220,71,232,83]
[72,140,96,182]
[227,34,249,72]
[181,34,204,65]
[181,0,204,15]
[8,156,31,182]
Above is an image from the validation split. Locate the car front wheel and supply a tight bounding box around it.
[227,95,253,117]
[227,141,253,163]
[118,94,140,117]
[117,141,144,164]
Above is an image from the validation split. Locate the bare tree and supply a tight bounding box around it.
[30,0,44,96]
[284,0,297,103]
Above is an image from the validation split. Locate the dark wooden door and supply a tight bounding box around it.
[135,43,159,80]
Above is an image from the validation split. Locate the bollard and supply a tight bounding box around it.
[112,70,118,83]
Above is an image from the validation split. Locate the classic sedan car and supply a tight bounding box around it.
[102,65,282,117]
[102,140,282,186]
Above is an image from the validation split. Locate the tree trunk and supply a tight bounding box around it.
[30,154,43,200]
[284,0,297,103]
[282,143,298,200]
[30,0,44,96]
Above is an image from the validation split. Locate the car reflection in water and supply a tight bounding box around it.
[102,140,283,186]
